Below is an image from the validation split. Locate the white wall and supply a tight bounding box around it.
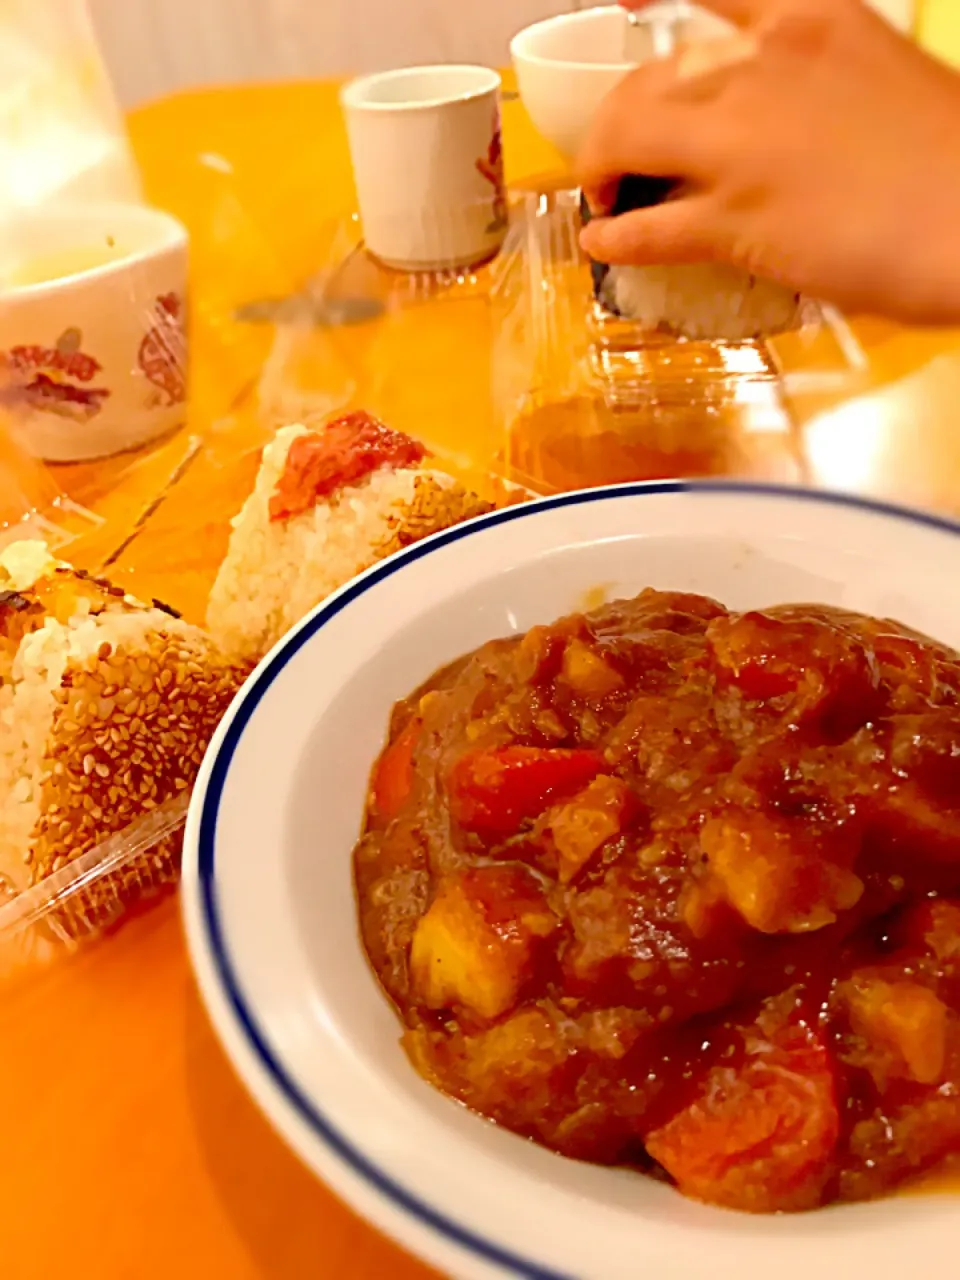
[88,0,577,107]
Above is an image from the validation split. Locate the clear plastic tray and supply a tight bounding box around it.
[0,795,186,976]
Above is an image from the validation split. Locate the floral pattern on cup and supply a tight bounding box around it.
[138,292,187,408]
[476,111,508,234]
[0,328,111,422]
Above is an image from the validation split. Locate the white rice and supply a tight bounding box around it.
[207,424,473,661]
[0,540,59,590]
[601,263,803,343]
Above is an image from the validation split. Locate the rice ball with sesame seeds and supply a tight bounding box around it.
[0,541,247,902]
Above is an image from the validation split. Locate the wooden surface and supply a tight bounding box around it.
[5,51,960,1278]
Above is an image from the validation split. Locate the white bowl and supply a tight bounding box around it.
[182,482,960,1280]
[510,3,729,160]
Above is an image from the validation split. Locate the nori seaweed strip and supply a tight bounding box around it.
[151,597,182,619]
[579,191,611,299]
[582,175,682,308]
[610,175,680,217]
[0,591,32,612]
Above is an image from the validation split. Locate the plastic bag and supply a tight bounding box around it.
[0,0,141,218]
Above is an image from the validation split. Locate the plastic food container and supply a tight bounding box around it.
[490,190,868,494]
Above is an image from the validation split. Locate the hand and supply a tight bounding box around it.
[580,0,960,324]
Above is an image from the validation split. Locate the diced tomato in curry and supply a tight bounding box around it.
[352,589,960,1212]
[449,745,606,838]
[269,411,426,522]
[645,988,840,1213]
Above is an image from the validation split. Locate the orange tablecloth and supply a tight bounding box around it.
[5,71,960,1280]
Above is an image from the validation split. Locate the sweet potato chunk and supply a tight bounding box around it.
[699,811,863,934]
[919,901,960,964]
[548,776,637,884]
[513,624,564,683]
[645,991,839,1212]
[560,639,623,699]
[707,610,879,733]
[839,1091,960,1203]
[827,903,960,1198]
[409,866,557,1021]
[839,978,948,1087]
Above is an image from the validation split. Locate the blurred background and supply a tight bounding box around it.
[88,0,568,106]
[87,0,959,108]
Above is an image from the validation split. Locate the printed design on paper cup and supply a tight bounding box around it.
[0,329,110,421]
[476,112,508,234]
[138,292,187,408]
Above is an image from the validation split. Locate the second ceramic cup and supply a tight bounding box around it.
[341,65,508,272]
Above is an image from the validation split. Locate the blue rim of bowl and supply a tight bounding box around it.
[195,479,960,1280]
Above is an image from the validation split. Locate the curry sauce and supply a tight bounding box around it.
[353,590,960,1212]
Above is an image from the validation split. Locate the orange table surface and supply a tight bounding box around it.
[5,76,960,1280]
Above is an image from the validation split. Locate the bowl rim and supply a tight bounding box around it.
[183,479,960,1280]
[510,4,635,73]
[0,201,188,300]
[340,64,502,114]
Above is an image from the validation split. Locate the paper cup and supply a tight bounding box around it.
[341,65,508,272]
[0,203,188,463]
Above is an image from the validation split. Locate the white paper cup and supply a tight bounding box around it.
[341,65,508,272]
[0,202,188,463]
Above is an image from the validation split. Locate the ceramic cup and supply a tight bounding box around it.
[512,3,730,161]
[0,202,189,463]
[341,65,508,272]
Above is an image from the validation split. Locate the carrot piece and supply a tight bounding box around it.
[645,992,840,1213]
[372,718,421,819]
[448,746,606,839]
